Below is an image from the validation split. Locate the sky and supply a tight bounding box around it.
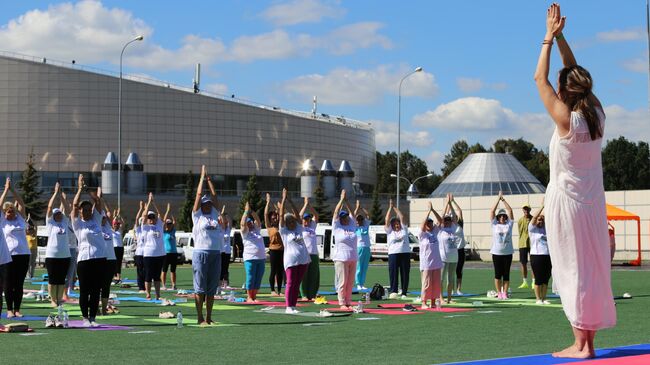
[0,0,648,173]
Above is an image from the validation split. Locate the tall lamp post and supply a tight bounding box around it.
[118,35,144,211]
[391,173,433,200]
[396,66,423,209]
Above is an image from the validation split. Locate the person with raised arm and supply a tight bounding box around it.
[191,166,223,326]
[517,204,534,290]
[278,188,310,313]
[62,191,78,302]
[161,203,178,290]
[438,195,459,304]
[331,190,357,309]
[240,201,265,302]
[385,199,411,299]
[534,4,615,358]
[445,194,467,295]
[133,201,146,292]
[419,201,443,309]
[71,174,106,327]
[1,178,31,318]
[44,182,71,308]
[0,181,10,321]
[528,203,551,305]
[140,192,166,300]
[98,189,118,314]
[489,191,514,300]
[265,193,284,296]
[112,208,125,283]
[299,197,320,301]
[354,200,371,291]
[219,205,232,292]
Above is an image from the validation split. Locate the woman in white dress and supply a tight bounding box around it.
[534,3,616,359]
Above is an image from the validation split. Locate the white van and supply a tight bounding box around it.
[36,226,48,266]
[368,225,420,260]
[179,229,270,263]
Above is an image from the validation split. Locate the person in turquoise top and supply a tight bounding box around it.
[161,204,178,290]
[354,200,371,290]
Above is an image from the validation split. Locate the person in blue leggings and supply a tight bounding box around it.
[354,200,371,291]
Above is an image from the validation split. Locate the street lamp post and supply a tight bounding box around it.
[396,66,423,209]
[391,172,433,200]
[118,35,144,211]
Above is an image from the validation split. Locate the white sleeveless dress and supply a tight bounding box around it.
[545,108,616,330]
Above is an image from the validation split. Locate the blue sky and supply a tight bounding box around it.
[0,0,648,173]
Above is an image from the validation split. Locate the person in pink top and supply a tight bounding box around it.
[534,3,616,359]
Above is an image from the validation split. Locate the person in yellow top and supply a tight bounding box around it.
[517,205,533,289]
[26,223,38,279]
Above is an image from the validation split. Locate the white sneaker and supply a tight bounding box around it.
[285,307,299,314]
[356,285,363,291]
[400,295,408,300]
[45,315,55,328]
[90,321,99,327]
[319,310,333,317]
[54,315,64,328]
[543,300,551,305]
[397,289,403,295]
[361,286,368,290]
[536,300,543,305]
[388,293,398,300]
[456,290,464,296]
[82,318,92,327]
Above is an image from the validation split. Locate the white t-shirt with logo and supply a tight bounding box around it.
[45,216,70,258]
[0,212,30,256]
[386,226,410,255]
[222,226,232,255]
[141,220,166,257]
[134,226,144,256]
[528,223,549,256]
[490,219,514,255]
[302,221,318,255]
[419,227,443,271]
[437,225,459,263]
[280,225,311,270]
[331,218,358,262]
[191,209,223,251]
[242,227,266,261]
[73,211,106,262]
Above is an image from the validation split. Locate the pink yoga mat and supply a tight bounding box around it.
[559,354,650,365]
[378,304,473,313]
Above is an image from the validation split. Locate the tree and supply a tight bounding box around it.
[236,174,264,227]
[312,174,331,223]
[18,151,45,222]
[376,150,441,196]
[177,171,195,232]
[369,187,383,224]
[602,137,650,190]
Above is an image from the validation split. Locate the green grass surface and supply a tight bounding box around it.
[2,263,649,365]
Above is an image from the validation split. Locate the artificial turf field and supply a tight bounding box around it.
[2,262,649,365]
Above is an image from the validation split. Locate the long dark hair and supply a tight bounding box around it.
[558,65,602,140]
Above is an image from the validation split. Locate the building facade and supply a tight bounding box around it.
[0,53,376,195]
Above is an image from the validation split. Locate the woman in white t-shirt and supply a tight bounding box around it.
[419,201,443,309]
[384,199,410,299]
[0,178,30,318]
[240,201,265,302]
[62,192,78,302]
[489,191,514,300]
[45,182,71,308]
[219,207,232,292]
[354,200,371,291]
[299,197,320,301]
[445,194,468,295]
[529,205,551,305]
[71,174,107,327]
[332,189,357,309]
[112,211,125,283]
[98,193,119,314]
[133,201,146,292]
[279,188,310,313]
[140,192,167,301]
[0,183,11,320]
[191,166,223,326]
[438,195,459,304]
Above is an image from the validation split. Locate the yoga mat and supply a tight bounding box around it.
[1,314,47,321]
[256,308,351,317]
[174,303,248,311]
[317,291,338,295]
[325,307,423,315]
[437,343,650,365]
[377,304,474,313]
[144,318,241,327]
[29,281,49,286]
[409,291,479,297]
[222,300,306,307]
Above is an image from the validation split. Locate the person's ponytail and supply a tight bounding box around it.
[574,92,602,140]
[558,65,603,141]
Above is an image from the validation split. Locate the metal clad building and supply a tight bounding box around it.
[0,53,376,193]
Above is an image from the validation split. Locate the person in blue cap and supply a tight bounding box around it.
[331,190,357,309]
[354,200,371,291]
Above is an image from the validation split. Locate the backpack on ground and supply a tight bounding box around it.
[370,283,385,300]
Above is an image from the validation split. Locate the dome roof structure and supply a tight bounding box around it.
[430,153,546,198]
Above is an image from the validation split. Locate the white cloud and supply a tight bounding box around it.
[0,1,389,71]
[413,97,516,130]
[204,83,229,95]
[456,78,483,93]
[622,57,648,73]
[260,0,345,27]
[603,105,650,142]
[370,120,433,151]
[283,65,438,105]
[424,150,445,173]
[596,27,645,42]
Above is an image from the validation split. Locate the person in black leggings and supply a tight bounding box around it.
[489,191,514,300]
[0,177,30,318]
[265,194,284,296]
[112,213,125,282]
[443,194,467,295]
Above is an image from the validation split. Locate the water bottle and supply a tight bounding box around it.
[40,283,45,294]
[176,311,183,328]
[364,293,370,304]
[63,311,69,328]
[58,305,63,318]
[228,290,235,302]
[435,298,442,310]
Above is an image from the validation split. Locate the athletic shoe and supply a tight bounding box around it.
[260,306,275,311]
[397,289,403,295]
[90,321,99,327]
[356,285,363,291]
[319,310,333,317]
[400,295,408,300]
[285,307,299,314]
[388,293,398,300]
[45,315,55,328]
[518,281,529,289]
[536,300,543,305]
[23,292,36,299]
[412,297,422,304]
[402,304,417,312]
[456,290,464,296]
[486,290,497,298]
[82,318,92,328]
[543,300,551,305]
[159,311,175,319]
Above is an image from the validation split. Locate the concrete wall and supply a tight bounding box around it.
[410,190,650,262]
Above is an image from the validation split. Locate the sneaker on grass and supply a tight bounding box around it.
[518,281,529,289]
[82,318,92,328]
[388,293,398,300]
[45,315,55,328]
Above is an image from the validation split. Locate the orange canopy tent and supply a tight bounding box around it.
[606,204,642,266]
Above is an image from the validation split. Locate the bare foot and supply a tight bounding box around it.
[6,311,14,319]
[145,295,151,300]
[340,305,349,310]
[50,301,58,308]
[246,297,255,303]
[552,344,594,359]
[197,318,205,325]
[253,299,260,303]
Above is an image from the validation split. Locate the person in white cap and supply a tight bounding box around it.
[489,191,514,300]
[44,182,71,308]
[139,192,167,300]
[279,188,310,313]
[191,166,223,326]
[385,198,410,299]
[438,195,459,304]
[240,201,265,302]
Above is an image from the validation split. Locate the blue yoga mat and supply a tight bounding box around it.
[30,281,49,286]
[114,296,165,304]
[317,291,337,295]
[438,343,650,365]
[1,313,47,321]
